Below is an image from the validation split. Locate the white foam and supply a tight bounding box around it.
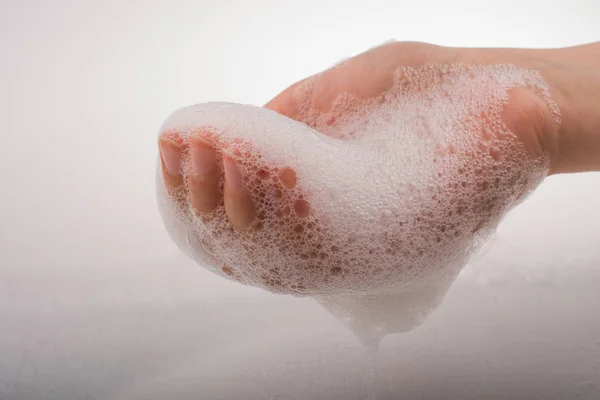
[156,62,558,340]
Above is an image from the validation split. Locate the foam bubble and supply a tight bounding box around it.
[156,62,558,340]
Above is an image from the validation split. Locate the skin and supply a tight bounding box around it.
[158,41,600,233]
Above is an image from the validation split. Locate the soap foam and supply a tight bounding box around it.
[157,62,557,339]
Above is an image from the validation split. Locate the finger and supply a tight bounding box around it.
[158,137,183,190]
[264,79,307,120]
[277,167,311,218]
[188,133,221,214]
[223,149,256,231]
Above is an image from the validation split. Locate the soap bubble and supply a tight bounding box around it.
[157,62,558,339]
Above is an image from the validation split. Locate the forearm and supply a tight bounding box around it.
[452,42,600,175]
[542,42,600,174]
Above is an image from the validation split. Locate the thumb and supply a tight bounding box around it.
[263,78,309,121]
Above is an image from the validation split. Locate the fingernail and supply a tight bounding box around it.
[159,138,181,176]
[190,135,217,175]
[223,150,242,190]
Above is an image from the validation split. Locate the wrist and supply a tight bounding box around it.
[540,43,600,174]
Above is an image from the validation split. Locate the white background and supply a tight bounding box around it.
[1,1,599,399]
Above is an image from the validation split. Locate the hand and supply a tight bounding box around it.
[157,41,600,295]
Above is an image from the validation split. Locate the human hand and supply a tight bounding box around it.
[157,41,598,295]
